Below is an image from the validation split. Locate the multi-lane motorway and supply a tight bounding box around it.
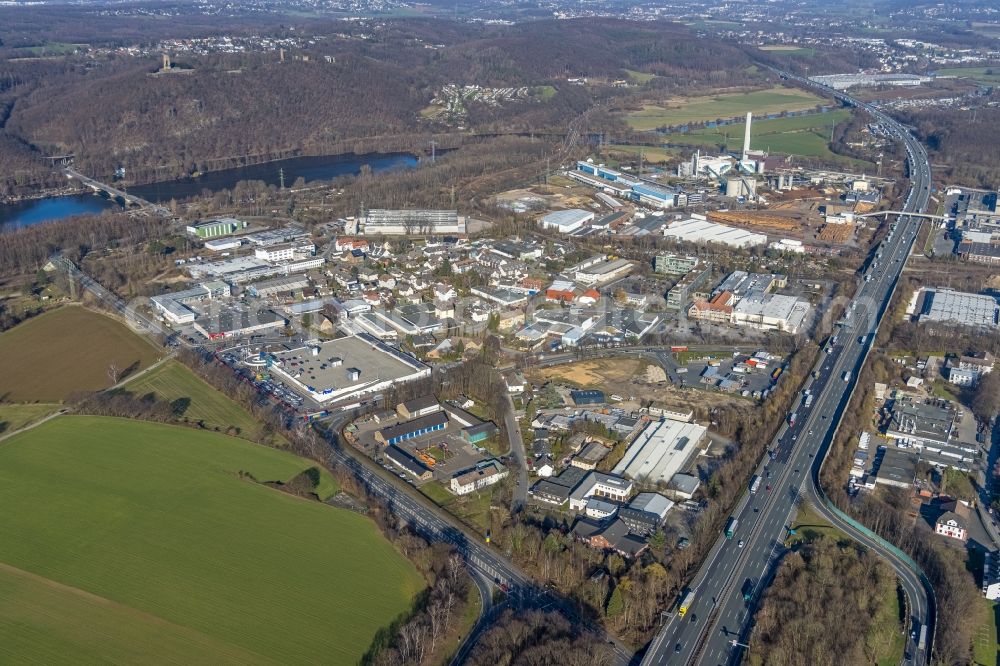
[642,72,934,666]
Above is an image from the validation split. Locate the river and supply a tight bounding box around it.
[0,151,420,229]
[129,151,419,203]
[0,194,121,231]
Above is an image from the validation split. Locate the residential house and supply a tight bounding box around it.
[935,499,970,541]
[570,517,648,558]
[450,459,508,495]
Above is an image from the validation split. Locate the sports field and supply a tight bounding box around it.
[126,359,288,446]
[659,109,858,160]
[0,306,160,402]
[624,86,823,131]
[0,416,422,665]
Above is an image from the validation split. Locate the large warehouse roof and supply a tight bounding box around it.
[919,288,998,329]
[664,217,767,248]
[612,419,708,486]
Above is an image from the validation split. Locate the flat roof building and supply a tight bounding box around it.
[574,258,634,286]
[666,262,712,310]
[539,209,595,233]
[732,290,811,335]
[186,217,247,239]
[613,419,708,487]
[247,274,311,298]
[664,216,767,249]
[916,288,998,329]
[269,335,429,405]
[361,209,466,236]
[874,447,918,489]
[192,308,286,340]
[654,253,699,276]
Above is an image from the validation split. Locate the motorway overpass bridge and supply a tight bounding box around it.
[855,210,949,221]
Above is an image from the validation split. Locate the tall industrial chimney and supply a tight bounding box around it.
[742,112,753,161]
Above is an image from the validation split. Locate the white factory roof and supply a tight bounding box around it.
[733,291,811,330]
[541,209,594,228]
[612,419,707,486]
[920,288,998,328]
[664,217,767,248]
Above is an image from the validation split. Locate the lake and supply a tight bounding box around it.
[0,151,420,228]
[128,151,420,203]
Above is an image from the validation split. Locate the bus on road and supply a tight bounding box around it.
[679,590,695,617]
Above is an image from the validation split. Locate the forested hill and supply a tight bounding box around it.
[0,17,754,187]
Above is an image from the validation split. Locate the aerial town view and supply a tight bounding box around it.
[2,0,1000,664]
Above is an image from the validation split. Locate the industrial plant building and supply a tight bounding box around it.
[186,217,248,239]
[913,288,999,329]
[150,281,231,325]
[268,334,430,405]
[612,419,708,487]
[360,209,466,236]
[539,209,595,233]
[663,216,767,249]
[810,72,931,90]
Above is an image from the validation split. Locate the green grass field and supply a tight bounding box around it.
[624,86,824,131]
[934,66,1000,86]
[625,69,656,84]
[0,416,421,665]
[972,599,999,666]
[534,85,557,100]
[0,403,59,435]
[0,307,161,402]
[125,359,288,447]
[606,144,677,163]
[659,109,852,159]
[787,502,847,545]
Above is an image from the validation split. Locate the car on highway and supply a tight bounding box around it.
[675,643,682,653]
[738,540,745,548]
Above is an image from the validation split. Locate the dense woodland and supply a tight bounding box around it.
[895,100,1000,188]
[0,210,164,277]
[749,536,902,666]
[466,609,614,665]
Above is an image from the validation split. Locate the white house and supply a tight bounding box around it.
[504,372,526,394]
[450,460,508,495]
